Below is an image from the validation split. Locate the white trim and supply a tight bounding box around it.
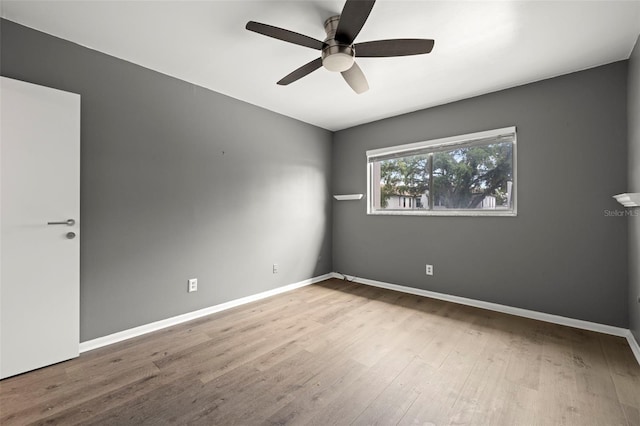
[80,272,640,367]
[626,330,640,365]
[333,273,631,338]
[366,126,516,158]
[337,272,640,365]
[367,209,517,217]
[79,273,332,353]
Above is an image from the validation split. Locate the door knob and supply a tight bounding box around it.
[48,219,75,226]
[66,232,76,239]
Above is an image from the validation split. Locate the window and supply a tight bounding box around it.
[367,127,516,216]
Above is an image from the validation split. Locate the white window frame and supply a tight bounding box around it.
[366,126,517,217]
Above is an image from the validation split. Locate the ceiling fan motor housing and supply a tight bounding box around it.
[322,15,355,72]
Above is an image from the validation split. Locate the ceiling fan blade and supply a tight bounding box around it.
[341,62,369,94]
[277,58,323,85]
[246,21,324,50]
[355,39,435,57]
[335,0,376,45]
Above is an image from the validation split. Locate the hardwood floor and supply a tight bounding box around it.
[1,278,639,425]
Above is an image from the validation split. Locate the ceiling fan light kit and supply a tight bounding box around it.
[321,15,355,73]
[322,45,355,73]
[245,0,434,94]
[322,47,355,73]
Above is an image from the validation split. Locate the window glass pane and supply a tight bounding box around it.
[371,155,430,211]
[432,142,513,210]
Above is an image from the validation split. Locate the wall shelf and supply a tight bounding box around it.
[333,194,364,201]
[613,193,640,207]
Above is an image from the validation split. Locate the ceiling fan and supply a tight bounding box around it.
[245,0,434,94]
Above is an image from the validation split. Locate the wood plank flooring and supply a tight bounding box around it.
[1,278,639,425]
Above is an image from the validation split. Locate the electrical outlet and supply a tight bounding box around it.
[188,278,198,293]
[426,264,433,276]
[273,264,278,274]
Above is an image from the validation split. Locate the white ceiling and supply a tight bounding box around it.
[2,0,640,131]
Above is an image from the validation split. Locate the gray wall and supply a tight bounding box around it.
[333,62,628,327]
[1,18,633,341]
[629,35,640,342]
[1,20,333,341]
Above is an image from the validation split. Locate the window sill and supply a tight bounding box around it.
[367,209,517,217]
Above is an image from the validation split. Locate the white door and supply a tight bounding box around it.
[0,77,80,379]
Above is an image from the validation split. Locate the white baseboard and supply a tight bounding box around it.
[80,272,640,367]
[627,330,640,365]
[332,272,640,366]
[79,273,333,353]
